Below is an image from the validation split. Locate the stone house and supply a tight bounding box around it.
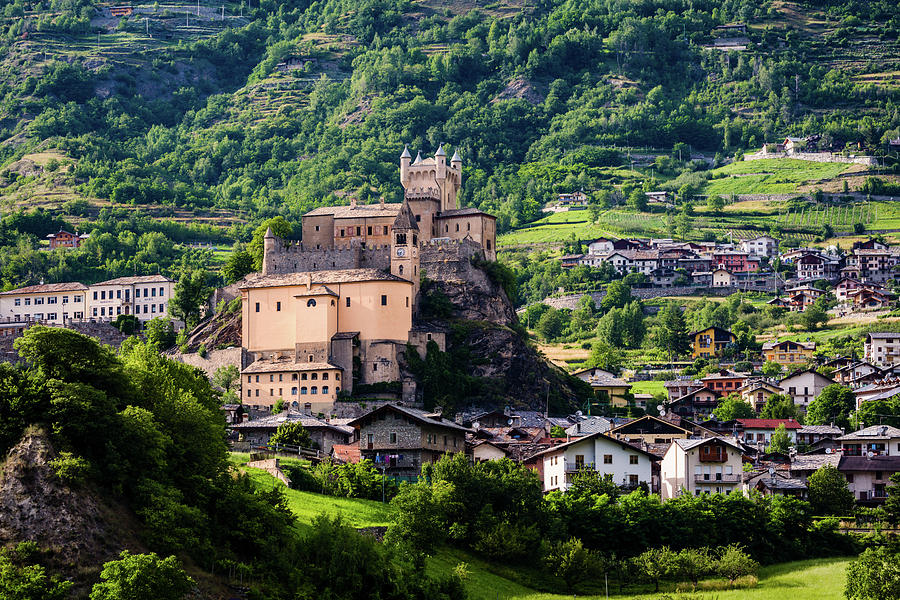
[230,411,353,455]
[347,403,470,477]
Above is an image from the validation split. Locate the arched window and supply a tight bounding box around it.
[307,299,316,307]
[291,387,298,395]
[322,386,329,394]
[300,387,308,395]
[311,386,318,394]
[398,265,404,275]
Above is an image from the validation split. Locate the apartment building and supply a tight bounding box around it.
[88,275,175,321]
[0,282,88,324]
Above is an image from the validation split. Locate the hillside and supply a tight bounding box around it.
[0,0,899,292]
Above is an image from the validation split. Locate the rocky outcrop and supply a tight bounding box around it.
[0,429,145,594]
[180,306,242,353]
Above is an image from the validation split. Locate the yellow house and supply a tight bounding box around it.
[608,415,691,445]
[589,376,631,407]
[762,340,816,367]
[690,326,735,359]
[739,380,782,412]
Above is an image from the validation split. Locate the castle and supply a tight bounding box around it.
[240,146,497,414]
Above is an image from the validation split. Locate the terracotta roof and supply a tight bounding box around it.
[241,269,409,289]
[241,359,341,374]
[92,274,173,286]
[737,419,803,430]
[332,444,361,463]
[0,282,88,295]
[304,203,402,218]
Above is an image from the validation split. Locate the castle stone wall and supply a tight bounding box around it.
[264,241,391,274]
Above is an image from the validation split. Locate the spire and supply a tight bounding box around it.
[435,143,446,157]
[392,199,419,232]
[451,148,461,163]
[413,151,422,165]
[264,227,275,239]
[400,145,411,159]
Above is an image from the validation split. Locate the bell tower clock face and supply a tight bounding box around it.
[396,247,406,257]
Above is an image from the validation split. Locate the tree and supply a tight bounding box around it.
[269,421,311,448]
[90,551,193,600]
[806,384,855,430]
[674,547,712,590]
[112,314,139,335]
[144,317,176,350]
[759,393,798,420]
[222,248,254,283]
[716,545,758,582]
[713,393,755,421]
[211,364,240,393]
[588,340,623,373]
[653,303,690,358]
[628,189,648,212]
[885,472,900,525]
[569,295,597,333]
[632,547,676,592]
[168,270,213,329]
[621,301,645,348]
[544,538,599,593]
[800,298,829,331]
[248,216,293,271]
[601,281,632,311]
[844,547,900,600]
[385,481,451,559]
[0,543,71,600]
[766,424,792,453]
[807,465,855,516]
[707,195,725,213]
[761,360,783,378]
[535,308,566,341]
[595,309,624,347]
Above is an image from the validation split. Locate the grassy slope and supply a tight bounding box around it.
[704,159,854,196]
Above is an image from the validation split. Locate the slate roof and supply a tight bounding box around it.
[797,425,843,435]
[529,430,660,461]
[231,411,351,435]
[673,437,743,452]
[440,207,495,218]
[241,269,408,289]
[790,453,841,472]
[0,282,88,295]
[838,425,900,441]
[241,359,341,374]
[392,200,419,231]
[839,455,900,471]
[91,274,173,286]
[757,477,807,491]
[347,404,470,433]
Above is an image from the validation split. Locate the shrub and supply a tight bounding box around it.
[89,551,193,600]
[845,547,900,600]
[49,451,91,484]
[716,545,758,582]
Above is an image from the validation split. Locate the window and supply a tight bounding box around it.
[336,373,340,381]
[307,299,316,307]
[383,226,388,235]
[603,454,613,464]
[159,303,164,313]
[381,295,387,306]
[367,226,372,235]
[276,301,281,311]
[629,455,639,465]
[159,287,164,296]
[629,474,638,486]
[340,229,345,237]
[247,389,251,397]
[13,299,20,306]
[101,291,106,300]
[311,386,317,394]
[322,386,328,394]
[255,375,259,382]
[373,363,377,372]
[311,373,318,380]
[136,288,141,298]
[315,225,320,231]
[575,454,585,469]
[356,227,361,236]
[255,302,260,313]
[255,389,259,397]
[248,376,251,383]
[300,387,307,395]
[301,373,307,380]
[390,432,397,444]
[93,291,98,300]
[48,296,57,305]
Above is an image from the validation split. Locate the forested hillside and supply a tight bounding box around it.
[0,0,899,288]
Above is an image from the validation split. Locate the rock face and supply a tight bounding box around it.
[0,429,145,593]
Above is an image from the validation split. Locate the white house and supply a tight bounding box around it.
[838,455,900,504]
[536,431,657,493]
[660,437,744,499]
[736,418,802,447]
[712,268,733,287]
[586,238,615,255]
[0,282,88,324]
[739,236,778,258]
[865,333,900,366]
[88,274,176,322]
[779,369,834,409]
[839,425,900,457]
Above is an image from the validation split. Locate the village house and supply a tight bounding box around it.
[736,418,802,447]
[843,249,898,284]
[847,287,894,311]
[865,332,900,366]
[607,415,691,445]
[46,229,88,250]
[779,369,834,409]
[690,326,735,359]
[347,403,470,477]
[712,250,755,273]
[739,379,782,412]
[660,437,744,499]
[853,378,900,410]
[782,285,825,311]
[739,236,778,259]
[0,282,87,324]
[585,237,615,255]
[795,424,843,448]
[570,367,631,407]
[470,440,511,462]
[795,252,843,281]
[838,455,900,505]
[839,425,900,457]
[711,268,733,287]
[700,369,748,395]
[664,378,703,402]
[667,386,719,420]
[762,339,816,367]
[748,471,808,499]
[230,411,352,455]
[833,360,881,386]
[536,431,658,493]
[88,275,175,322]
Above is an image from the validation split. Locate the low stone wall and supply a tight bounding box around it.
[246,457,292,487]
[745,150,876,166]
[540,283,774,310]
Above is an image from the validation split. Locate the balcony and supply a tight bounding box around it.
[694,473,741,484]
[565,463,596,473]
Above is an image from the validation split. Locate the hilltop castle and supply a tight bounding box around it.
[241,146,497,414]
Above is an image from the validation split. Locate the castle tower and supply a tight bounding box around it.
[262,226,276,275]
[390,199,420,310]
[399,144,462,214]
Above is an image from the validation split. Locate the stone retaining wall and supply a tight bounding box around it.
[745,150,876,166]
[540,284,774,310]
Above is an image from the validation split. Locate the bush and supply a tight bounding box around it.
[845,547,900,600]
[90,551,193,600]
[716,545,758,582]
[49,451,91,484]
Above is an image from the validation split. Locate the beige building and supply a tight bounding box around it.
[660,437,744,499]
[297,146,496,261]
[88,275,175,322]
[865,332,900,366]
[0,282,87,324]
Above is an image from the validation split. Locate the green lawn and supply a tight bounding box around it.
[230,453,395,529]
[629,380,666,397]
[704,159,853,196]
[429,554,851,600]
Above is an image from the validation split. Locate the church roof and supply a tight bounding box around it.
[393,200,419,231]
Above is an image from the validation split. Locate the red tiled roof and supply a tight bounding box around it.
[737,419,803,430]
[332,444,361,463]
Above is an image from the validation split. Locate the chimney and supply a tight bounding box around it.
[350,197,357,209]
[379,197,385,209]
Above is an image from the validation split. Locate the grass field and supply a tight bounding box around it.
[629,380,666,397]
[230,453,395,529]
[429,552,851,600]
[704,159,853,196]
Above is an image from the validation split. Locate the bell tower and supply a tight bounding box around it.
[390,200,420,310]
